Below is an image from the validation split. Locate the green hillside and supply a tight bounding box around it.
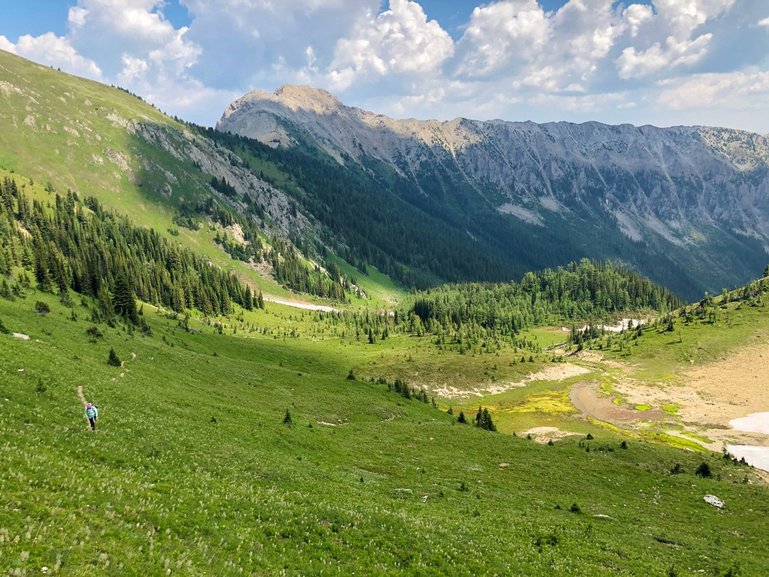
[2,286,768,576]
[2,49,769,576]
[0,50,389,306]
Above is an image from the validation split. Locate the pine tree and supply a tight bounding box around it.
[282,409,293,427]
[107,348,122,367]
[112,273,139,324]
[244,285,254,311]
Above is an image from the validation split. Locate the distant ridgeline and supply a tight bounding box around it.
[0,177,261,321]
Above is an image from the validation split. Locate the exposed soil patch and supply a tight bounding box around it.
[570,382,667,424]
[521,426,582,444]
[570,344,769,452]
[434,363,591,400]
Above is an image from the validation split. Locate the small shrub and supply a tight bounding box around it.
[35,379,47,394]
[107,348,122,367]
[282,409,293,427]
[585,433,594,440]
[35,301,50,315]
[695,462,712,478]
[670,463,684,475]
[620,440,628,449]
[457,411,467,424]
[86,326,103,340]
[569,502,581,513]
[346,369,356,381]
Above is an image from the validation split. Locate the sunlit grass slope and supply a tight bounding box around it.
[1,290,768,576]
[0,51,399,306]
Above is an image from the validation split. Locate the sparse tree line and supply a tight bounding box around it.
[374,259,680,350]
[178,169,353,302]
[569,272,769,350]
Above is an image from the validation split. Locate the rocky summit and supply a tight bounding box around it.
[218,85,769,298]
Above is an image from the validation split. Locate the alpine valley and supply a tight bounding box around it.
[219,85,769,300]
[2,50,769,576]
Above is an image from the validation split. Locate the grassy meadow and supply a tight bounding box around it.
[1,289,769,576]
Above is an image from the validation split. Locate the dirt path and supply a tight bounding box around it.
[570,382,667,424]
[76,385,88,407]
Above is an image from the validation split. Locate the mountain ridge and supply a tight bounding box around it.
[217,85,769,299]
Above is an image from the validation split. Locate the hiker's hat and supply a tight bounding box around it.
[86,403,93,408]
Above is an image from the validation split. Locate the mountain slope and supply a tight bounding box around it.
[218,86,769,299]
[2,277,769,575]
[0,50,327,301]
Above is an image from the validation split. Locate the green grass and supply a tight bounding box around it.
[0,51,404,309]
[3,50,769,576]
[3,290,768,575]
[593,295,769,384]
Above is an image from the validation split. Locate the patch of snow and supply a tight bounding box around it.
[498,203,544,226]
[263,296,338,313]
[726,445,769,473]
[729,412,769,435]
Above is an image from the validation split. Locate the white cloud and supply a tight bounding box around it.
[454,0,550,79]
[616,33,713,79]
[657,69,769,111]
[181,0,380,88]
[66,0,199,78]
[0,36,17,54]
[623,4,654,38]
[326,0,454,90]
[653,0,736,37]
[2,0,769,132]
[9,33,103,80]
[613,0,737,80]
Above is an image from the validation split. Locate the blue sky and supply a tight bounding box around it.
[1,1,768,133]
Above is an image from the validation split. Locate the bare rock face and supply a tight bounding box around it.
[217,85,769,296]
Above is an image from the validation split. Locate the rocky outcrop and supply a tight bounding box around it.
[217,85,769,296]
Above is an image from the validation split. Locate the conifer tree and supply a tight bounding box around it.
[107,348,122,367]
[112,273,139,324]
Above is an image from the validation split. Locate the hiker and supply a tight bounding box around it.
[85,402,99,431]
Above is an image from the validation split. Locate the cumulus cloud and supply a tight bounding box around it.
[616,33,714,79]
[658,69,769,111]
[454,0,550,79]
[613,0,736,80]
[2,0,769,131]
[181,0,380,88]
[66,0,199,78]
[4,32,103,79]
[326,0,453,91]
